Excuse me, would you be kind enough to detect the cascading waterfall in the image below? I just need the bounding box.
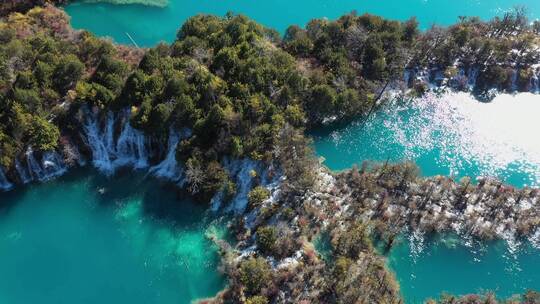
[5,107,278,204]
[41,151,67,179]
[104,112,116,156]
[148,129,189,184]
[210,190,225,212]
[224,159,260,214]
[403,70,412,87]
[24,147,67,182]
[0,167,13,191]
[405,66,540,95]
[210,159,255,213]
[82,108,149,174]
[381,57,540,99]
[244,169,282,228]
[467,67,479,89]
[510,69,518,92]
[114,120,149,169]
[433,70,445,86]
[531,70,540,93]
[15,159,31,184]
[211,158,280,213]
[79,108,278,211]
[415,70,431,89]
[26,147,45,181]
[82,110,114,174]
[457,68,466,79]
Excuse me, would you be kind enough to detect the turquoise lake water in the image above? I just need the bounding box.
[388,234,540,303]
[313,92,540,189]
[0,169,225,304]
[65,0,540,47]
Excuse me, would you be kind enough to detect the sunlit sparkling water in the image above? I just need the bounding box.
[0,170,225,304]
[313,92,540,188]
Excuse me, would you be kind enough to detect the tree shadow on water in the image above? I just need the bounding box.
[0,186,29,216]
[84,166,213,228]
[0,168,91,216]
[140,182,207,226]
[0,166,217,230]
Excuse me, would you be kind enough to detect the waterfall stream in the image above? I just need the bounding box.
[82,111,114,173]
[4,108,278,210]
[24,148,67,182]
[531,69,540,93]
[0,167,13,191]
[15,159,32,184]
[114,121,149,169]
[223,159,259,214]
[406,67,540,93]
[148,130,185,184]
[82,109,149,174]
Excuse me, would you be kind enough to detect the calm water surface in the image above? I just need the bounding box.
[65,0,540,46]
[388,234,540,303]
[0,169,225,304]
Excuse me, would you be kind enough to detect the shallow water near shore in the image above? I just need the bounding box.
[65,0,540,47]
[0,169,225,304]
[388,234,540,303]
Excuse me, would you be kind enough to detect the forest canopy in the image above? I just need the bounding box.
[1,6,539,192]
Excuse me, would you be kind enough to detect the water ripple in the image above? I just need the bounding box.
[316,92,540,188]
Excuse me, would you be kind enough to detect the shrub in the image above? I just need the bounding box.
[256,226,277,255]
[246,296,269,304]
[52,54,84,94]
[239,257,272,296]
[333,223,372,258]
[223,180,237,201]
[27,116,59,151]
[333,256,353,281]
[248,186,270,209]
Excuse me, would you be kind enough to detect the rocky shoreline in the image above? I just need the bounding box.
[207,159,540,303]
[403,66,540,101]
[334,163,540,244]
